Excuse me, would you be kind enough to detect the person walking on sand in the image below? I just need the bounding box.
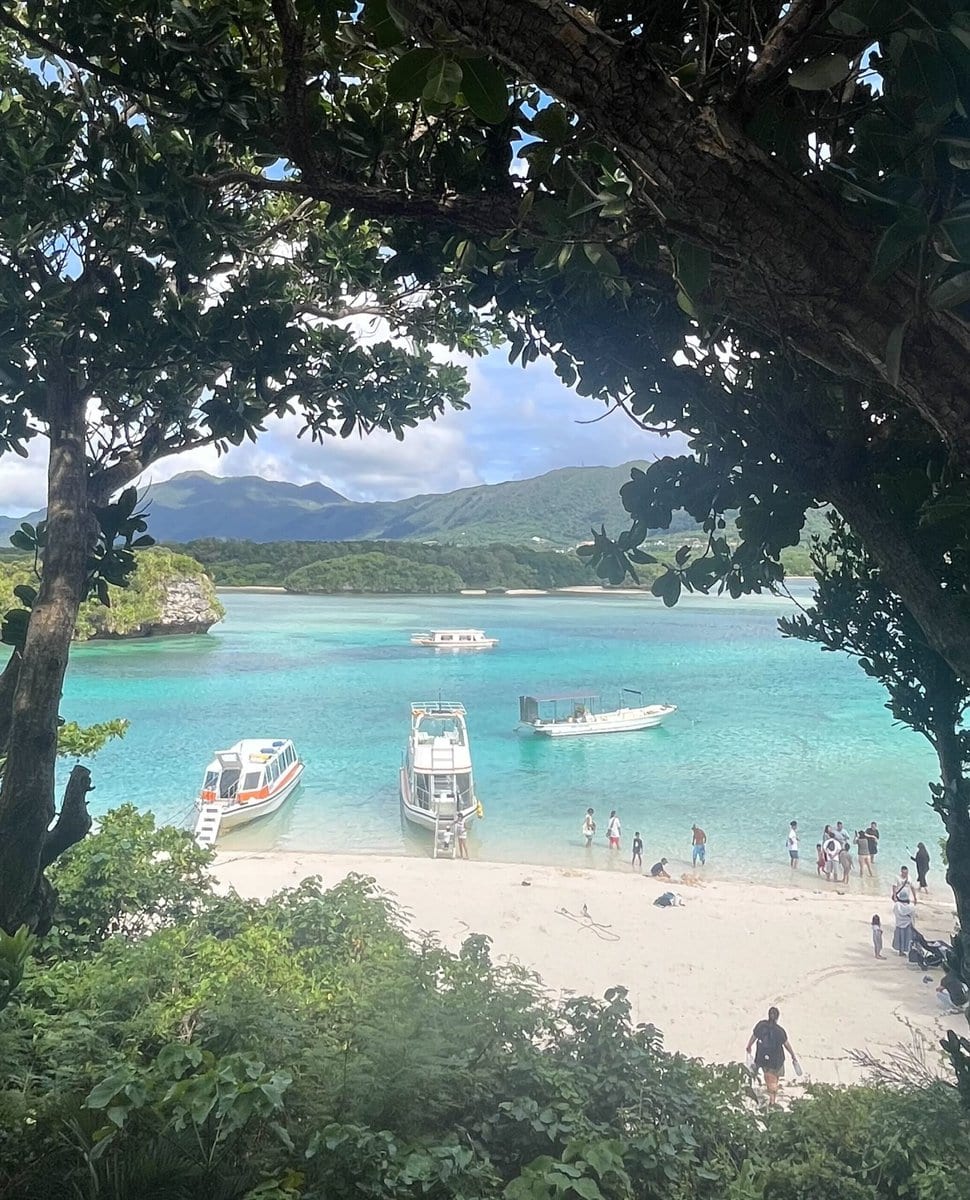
[892,895,916,956]
[746,1007,800,1107]
[786,821,799,870]
[455,812,469,860]
[691,823,707,867]
[911,842,930,891]
[854,830,873,877]
[631,831,643,870]
[871,914,885,959]
[582,808,596,848]
[607,809,621,850]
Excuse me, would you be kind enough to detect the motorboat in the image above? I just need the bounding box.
[399,701,482,856]
[518,690,676,737]
[193,738,304,846]
[410,628,498,649]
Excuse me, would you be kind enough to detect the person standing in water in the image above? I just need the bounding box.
[607,809,622,850]
[786,821,799,870]
[691,823,707,867]
[746,1007,800,1107]
[854,830,873,877]
[911,843,930,891]
[631,831,643,870]
[582,808,596,848]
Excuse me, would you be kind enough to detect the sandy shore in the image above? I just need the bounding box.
[212,852,963,1088]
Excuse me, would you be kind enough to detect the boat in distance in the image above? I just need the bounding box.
[410,628,498,649]
[400,701,482,854]
[194,738,304,846]
[518,690,677,737]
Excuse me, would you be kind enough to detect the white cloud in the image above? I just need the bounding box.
[0,349,687,515]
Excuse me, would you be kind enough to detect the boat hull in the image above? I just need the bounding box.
[410,638,498,649]
[399,766,477,831]
[197,762,305,830]
[528,706,676,737]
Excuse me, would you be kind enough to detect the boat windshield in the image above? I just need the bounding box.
[416,716,465,744]
[203,769,219,790]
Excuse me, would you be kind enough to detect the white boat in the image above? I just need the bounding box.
[410,628,498,649]
[399,701,481,855]
[193,738,304,846]
[518,690,676,738]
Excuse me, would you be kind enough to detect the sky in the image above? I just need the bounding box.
[0,350,684,515]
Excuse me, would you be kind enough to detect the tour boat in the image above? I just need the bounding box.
[410,628,498,649]
[193,738,304,846]
[399,701,482,855]
[518,690,677,738]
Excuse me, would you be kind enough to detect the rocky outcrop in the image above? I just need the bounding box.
[109,577,222,638]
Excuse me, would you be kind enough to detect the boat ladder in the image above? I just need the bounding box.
[194,806,223,848]
[432,805,457,860]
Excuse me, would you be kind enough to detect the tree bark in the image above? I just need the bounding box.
[398,0,970,466]
[0,367,94,933]
[929,725,970,996]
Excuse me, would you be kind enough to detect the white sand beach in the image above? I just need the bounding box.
[212,853,964,1088]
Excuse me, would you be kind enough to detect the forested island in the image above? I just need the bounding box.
[0,548,223,640]
[177,537,814,593]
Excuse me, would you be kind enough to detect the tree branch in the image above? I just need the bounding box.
[39,764,93,869]
[740,0,833,102]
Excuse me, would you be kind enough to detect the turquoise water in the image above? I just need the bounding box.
[60,589,941,882]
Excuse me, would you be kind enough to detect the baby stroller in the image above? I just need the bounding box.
[908,929,952,970]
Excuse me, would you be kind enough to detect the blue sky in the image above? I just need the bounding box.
[0,350,684,514]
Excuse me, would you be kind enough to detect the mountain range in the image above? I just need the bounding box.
[0,462,704,547]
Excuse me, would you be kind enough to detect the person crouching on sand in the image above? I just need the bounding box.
[650,858,670,879]
[746,1007,800,1107]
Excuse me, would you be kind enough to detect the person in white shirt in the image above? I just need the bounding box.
[786,820,799,869]
[582,808,596,847]
[607,809,621,850]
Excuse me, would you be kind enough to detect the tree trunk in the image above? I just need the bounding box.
[0,369,93,933]
[926,726,970,994]
[399,0,970,466]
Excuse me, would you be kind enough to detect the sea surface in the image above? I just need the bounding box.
[60,588,942,884]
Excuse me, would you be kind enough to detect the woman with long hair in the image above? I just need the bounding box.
[746,1007,800,1106]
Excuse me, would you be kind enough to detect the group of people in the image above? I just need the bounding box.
[581,807,707,879]
[785,818,932,892]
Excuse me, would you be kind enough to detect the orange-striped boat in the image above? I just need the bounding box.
[193,738,304,845]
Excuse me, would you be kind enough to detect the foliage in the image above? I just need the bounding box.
[283,551,463,593]
[2,808,969,1199]
[42,805,213,954]
[0,547,223,640]
[182,538,612,590]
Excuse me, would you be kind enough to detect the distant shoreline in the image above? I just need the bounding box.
[216,581,812,597]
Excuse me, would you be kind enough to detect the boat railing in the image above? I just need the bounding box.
[410,701,466,715]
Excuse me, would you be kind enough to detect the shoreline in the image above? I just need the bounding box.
[211,851,961,1089]
[214,584,811,598]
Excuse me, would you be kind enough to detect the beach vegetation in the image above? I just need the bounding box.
[1,808,968,1198]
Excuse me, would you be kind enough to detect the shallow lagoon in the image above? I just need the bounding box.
[62,588,939,881]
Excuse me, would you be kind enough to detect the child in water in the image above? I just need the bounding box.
[631,831,643,870]
[871,914,885,959]
[815,843,825,876]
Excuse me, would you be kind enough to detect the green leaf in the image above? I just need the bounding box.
[385,48,437,102]
[570,1179,603,1200]
[423,56,462,106]
[928,269,970,310]
[651,571,682,607]
[829,0,900,36]
[363,0,404,48]
[937,209,970,262]
[460,58,508,124]
[673,240,710,302]
[788,54,851,91]
[870,209,927,282]
[885,320,909,387]
[897,41,956,114]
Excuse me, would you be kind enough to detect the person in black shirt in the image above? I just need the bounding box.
[650,858,670,879]
[746,1007,799,1106]
[631,832,643,870]
[911,842,930,891]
